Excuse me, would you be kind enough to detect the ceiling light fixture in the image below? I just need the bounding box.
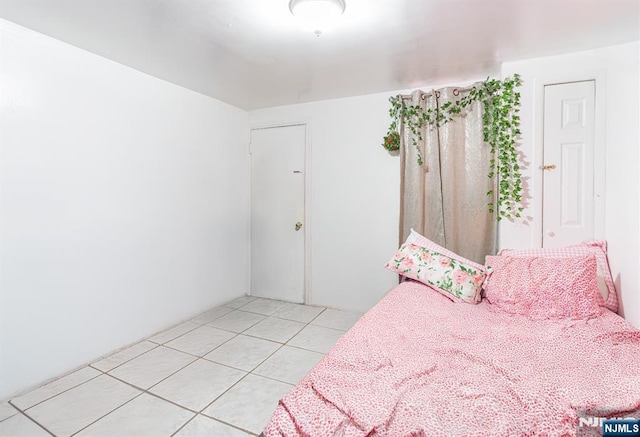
[289,0,346,35]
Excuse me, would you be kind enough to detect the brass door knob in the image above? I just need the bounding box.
[295,222,303,231]
[540,164,557,171]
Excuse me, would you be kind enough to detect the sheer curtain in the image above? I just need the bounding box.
[399,86,497,264]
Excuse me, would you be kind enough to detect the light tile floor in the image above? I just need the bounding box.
[0,297,362,436]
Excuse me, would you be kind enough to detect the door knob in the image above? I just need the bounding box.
[295,222,303,231]
[540,164,557,171]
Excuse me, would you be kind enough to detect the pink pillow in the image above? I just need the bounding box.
[498,241,617,313]
[484,254,602,320]
[385,231,485,304]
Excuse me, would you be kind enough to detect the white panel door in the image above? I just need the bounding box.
[250,125,305,303]
[542,81,595,248]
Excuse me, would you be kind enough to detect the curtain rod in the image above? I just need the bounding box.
[391,84,477,102]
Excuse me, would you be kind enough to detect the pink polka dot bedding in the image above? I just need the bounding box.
[262,281,640,436]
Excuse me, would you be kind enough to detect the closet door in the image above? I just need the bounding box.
[250,125,306,303]
[542,81,595,248]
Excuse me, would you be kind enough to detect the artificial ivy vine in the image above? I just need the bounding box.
[382,74,523,221]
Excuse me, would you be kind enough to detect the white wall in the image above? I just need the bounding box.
[249,93,403,313]
[0,19,250,399]
[500,42,640,328]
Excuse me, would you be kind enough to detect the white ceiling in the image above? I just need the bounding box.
[0,0,638,109]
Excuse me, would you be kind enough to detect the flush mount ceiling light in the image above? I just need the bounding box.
[289,0,346,35]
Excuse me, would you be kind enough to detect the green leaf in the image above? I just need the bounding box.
[382,74,523,221]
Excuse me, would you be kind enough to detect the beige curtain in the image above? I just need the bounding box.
[399,87,497,264]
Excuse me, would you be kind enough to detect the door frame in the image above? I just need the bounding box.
[533,70,606,247]
[248,121,312,305]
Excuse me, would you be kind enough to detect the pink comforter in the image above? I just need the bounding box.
[263,281,640,437]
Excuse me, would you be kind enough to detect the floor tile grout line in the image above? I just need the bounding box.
[247,371,299,387]
[123,363,259,436]
[161,327,239,355]
[148,324,204,344]
[157,330,242,364]
[79,304,285,435]
[266,311,328,324]
[149,316,224,344]
[195,372,260,431]
[101,372,219,419]
[89,339,157,362]
[146,311,243,357]
[0,409,18,424]
[244,342,288,375]
[112,350,200,393]
[195,341,290,426]
[192,317,327,433]
[168,413,198,437]
[149,304,239,343]
[197,368,298,435]
[242,304,327,320]
[271,303,328,321]
[243,310,326,357]
[170,411,259,437]
[136,331,250,392]
[9,372,103,413]
[87,372,258,436]
[209,309,265,319]
[190,307,237,325]
[145,309,229,344]
[197,409,260,436]
[68,388,146,437]
[159,295,273,433]
[4,365,104,408]
[13,407,56,436]
[221,295,258,310]
[297,322,346,335]
[101,358,252,417]
[29,346,296,434]
[158,306,237,334]
[240,328,304,345]
[1,401,20,415]
[198,343,284,412]
[202,321,329,374]
[198,339,282,373]
[203,307,327,349]
[205,315,269,335]
[245,307,334,385]
[150,345,258,377]
[236,309,284,317]
[280,343,335,355]
[143,389,202,415]
[284,321,347,354]
[90,342,161,373]
[107,324,270,376]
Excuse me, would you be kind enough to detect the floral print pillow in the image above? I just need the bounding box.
[385,243,485,303]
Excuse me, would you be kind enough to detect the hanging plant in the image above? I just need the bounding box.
[382,131,400,152]
[382,74,523,221]
[382,100,401,151]
[385,97,426,164]
[481,75,523,220]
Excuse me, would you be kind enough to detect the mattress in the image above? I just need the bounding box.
[263,280,640,436]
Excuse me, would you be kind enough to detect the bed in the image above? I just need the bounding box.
[262,260,640,436]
